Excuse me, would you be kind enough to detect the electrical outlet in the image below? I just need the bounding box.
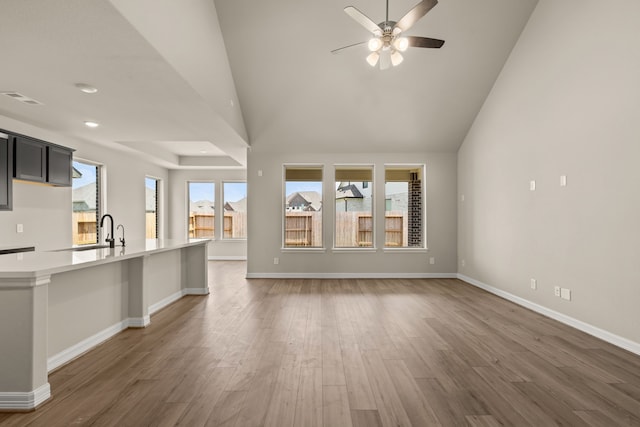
[560,175,567,187]
[429,257,435,265]
[273,257,279,265]
[16,224,24,233]
[554,286,561,297]
[561,288,571,301]
[530,180,536,191]
[461,259,466,267]
[530,279,537,290]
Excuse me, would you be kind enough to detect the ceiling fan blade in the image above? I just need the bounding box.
[406,36,445,48]
[394,0,438,32]
[331,41,368,54]
[379,49,391,70]
[344,6,381,34]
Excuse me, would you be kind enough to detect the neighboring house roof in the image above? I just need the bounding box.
[286,191,322,211]
[72,201,91,212]
[224,197,247,212]
[190,200,215,214]
[72,182,97,211]
[336,184,363,199]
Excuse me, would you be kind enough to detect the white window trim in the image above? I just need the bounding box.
[281,163,325,250]
[332,163,376,250]
[383,163,428,250]
[186,180,216,241]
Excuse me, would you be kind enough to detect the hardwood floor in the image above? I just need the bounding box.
[2,261,640,426]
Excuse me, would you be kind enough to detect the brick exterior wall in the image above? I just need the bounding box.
[408,172,422,247]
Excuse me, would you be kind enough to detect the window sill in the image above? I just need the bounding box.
[383,247,429,253]
[220,238,247,242]
[281,247,326,253]
[331,247,378,253]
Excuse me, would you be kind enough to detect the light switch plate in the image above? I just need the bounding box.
[17,224,24,233]
[561,288,571,301]
[560,175,567,187]
[530,279,537,290]
[530,180,536,191]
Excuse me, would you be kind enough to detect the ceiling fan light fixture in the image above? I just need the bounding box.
[368,37,382,52]
[390,50,404,66]
[393,37,409,52]
[366,51,380,67]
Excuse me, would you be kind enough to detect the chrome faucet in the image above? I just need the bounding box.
[117,224,125,247]
[99,214,115,248]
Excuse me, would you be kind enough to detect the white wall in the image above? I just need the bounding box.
[247,150,457,276]
[0,115,169,250]
[168,168,247,259]
[458,0,640,346]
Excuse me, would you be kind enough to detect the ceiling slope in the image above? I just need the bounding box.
[215,0,539,153]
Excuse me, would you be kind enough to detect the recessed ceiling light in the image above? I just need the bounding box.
[84,121,99,128]
[75,83,98,94]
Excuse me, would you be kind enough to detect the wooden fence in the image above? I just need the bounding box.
[284,212,323,247]
[335,211,407,247]
[189,212,247,239]
[72,212,97,245]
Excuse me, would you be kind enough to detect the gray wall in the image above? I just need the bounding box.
[247,150,457,276]
[458,0,640,344]
[168,168,247,259]
[0,115,169,250]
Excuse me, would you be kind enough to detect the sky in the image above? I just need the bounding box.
[72,161,97,188]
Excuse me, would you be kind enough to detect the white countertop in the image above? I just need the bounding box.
[0,239,209,279]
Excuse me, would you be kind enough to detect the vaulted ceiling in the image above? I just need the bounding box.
[0,0,538,168]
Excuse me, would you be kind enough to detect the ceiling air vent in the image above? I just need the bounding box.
[1,92,44,105]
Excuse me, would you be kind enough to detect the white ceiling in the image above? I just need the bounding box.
[0,0,539,168]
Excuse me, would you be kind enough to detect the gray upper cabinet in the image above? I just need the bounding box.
[0,133,12,211]
[14,136,46,183]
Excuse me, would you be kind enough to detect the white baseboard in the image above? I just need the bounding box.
[457,274,640,356]
[47,319,129,372]
[184,287,210,295]
[208,256,247,261]
[0,383,51,410]
[149,290,185,315]
[128,316,151,328]
[246,272,457,279]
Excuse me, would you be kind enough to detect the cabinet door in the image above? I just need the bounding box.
[47,146,73,186]
[0,134,12,210]
[14,137,46,182]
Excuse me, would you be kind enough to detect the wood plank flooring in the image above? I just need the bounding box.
[2,261,640,426]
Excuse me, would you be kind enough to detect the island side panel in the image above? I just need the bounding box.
[182,242,209,295]
[47,262,129,361]
[146,250,183,314]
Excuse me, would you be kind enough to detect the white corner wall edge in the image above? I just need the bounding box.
[0,383,51,410]
[457,274,640,356]
[246,272,457,279]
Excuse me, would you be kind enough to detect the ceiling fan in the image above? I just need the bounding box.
[332,0,444,70]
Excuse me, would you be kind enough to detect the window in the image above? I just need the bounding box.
[72,160,101,245]
[385,166,425,248]
[188,182,215,238]
[335,166,373,248]
[145,177,159,239]
[284,166,323,248]
[223,182,247,239]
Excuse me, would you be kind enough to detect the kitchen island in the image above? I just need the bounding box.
[0,239,209,411]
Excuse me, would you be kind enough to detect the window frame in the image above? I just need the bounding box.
[383,163,428,252]
[145,176,161,239]
[71,158,104,247]
[282,164,325,252]
[332,164,376,252]
[222,180,248,241]
[187,181,216,240]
